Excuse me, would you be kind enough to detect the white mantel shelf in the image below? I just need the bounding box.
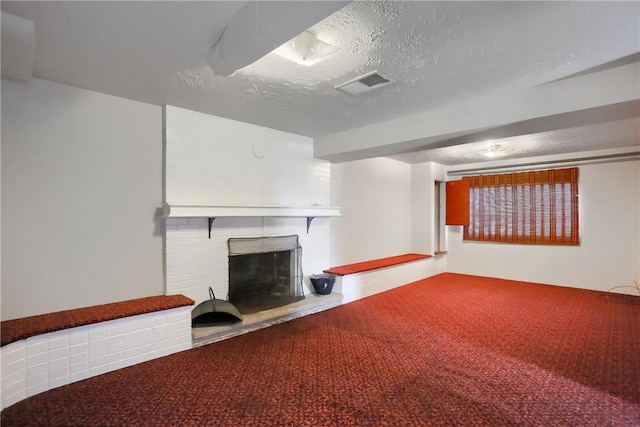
[162,204,341,218]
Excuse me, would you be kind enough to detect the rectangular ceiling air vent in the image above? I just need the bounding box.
[336,71,394,96]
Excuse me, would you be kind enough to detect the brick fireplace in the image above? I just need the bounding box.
[164,215,333,320]
[163,106,338,334]
[227,235,305,314]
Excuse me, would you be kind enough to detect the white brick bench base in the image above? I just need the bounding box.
[1,306,191,410]
[333,257,443,304]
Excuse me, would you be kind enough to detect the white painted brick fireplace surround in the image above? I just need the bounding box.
[163,105,335,309]
[165,216,332,307]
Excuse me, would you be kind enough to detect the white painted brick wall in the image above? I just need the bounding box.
[335,257,442,304]
[165,216,332,305]
[0,306,191,410]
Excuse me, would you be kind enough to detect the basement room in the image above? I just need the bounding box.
[1,1,639,425]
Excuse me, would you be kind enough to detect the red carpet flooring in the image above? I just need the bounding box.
[2,273,639,426]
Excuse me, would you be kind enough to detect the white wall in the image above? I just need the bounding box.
[165,105,330,207]
[1,78,164,320]
[411,162,447,255]
[446,159,640,293]
[410,163,431,255]
[330,157,412,265]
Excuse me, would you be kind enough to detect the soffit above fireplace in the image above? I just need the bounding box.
[162,204,341,218]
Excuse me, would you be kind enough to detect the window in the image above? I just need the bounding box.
[463,168,579,245]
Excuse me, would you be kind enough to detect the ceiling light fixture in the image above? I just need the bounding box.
[480,143,511,158]
[207,2,348,76]
[272,31,339,66]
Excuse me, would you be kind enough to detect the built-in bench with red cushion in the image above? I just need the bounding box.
[323,253,431,276]
[322,253,436,305]
[1,295,194,347]
[1,294,195,410]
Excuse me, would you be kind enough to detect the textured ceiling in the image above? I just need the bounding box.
[1,1,639,164]
[390,117,640,165]
[239,0,639,137]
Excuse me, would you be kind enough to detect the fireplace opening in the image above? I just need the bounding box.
[228,235,305,314]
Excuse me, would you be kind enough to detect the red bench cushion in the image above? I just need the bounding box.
[1,295,194,347]
[323,253,431,276]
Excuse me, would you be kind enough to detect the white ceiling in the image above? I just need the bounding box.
[2,1,639,165]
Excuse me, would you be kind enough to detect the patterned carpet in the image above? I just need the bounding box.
[2,273,639,426]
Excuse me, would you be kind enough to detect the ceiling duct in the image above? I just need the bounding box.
[336,71,394,96]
